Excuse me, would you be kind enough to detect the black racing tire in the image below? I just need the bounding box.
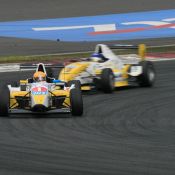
[0,84,10,116]
[67,80,81,90]
[138,61,156,87]
[70,88,83,116]
[100,68,115,93]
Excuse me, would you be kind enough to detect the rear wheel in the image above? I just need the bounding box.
[100,68,115,93]
[70,88,83,116]
[0,84,9,116]
[138,61,156,87]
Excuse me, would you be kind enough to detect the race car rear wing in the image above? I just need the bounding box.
[20,63,64,70]
[109,44,138,49]
[20,63,65,76]
[109,44,146,60]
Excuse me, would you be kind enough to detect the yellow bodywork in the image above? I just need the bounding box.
[138,44,146,61]
[59,62,132,88]
[81,86,92,91]
[10,88,70,109]
[32,94,47,105]
[20,80,28,84]
[10,91,29,108]
[51,89,70,107]
[96,64,131,87]
[59,62,90,82]
[114,64,130,87]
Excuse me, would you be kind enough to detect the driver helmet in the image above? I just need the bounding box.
[33,71,46,82]
[90,53,104,62]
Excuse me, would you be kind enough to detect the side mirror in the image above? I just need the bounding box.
[52,79,62,83]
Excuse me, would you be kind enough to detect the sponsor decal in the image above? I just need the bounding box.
[32,86,48,95]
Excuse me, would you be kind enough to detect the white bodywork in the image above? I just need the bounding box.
[30,83,50,108]
[68,44,142,85]
[9,82,67,109]
[94,44,124,69]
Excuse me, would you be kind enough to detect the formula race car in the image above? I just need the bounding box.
[0,63,83,116]
[59,44,156,93]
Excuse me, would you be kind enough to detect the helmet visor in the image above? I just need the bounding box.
[34,75,46,82]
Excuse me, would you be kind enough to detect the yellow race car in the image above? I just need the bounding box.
[59,44,156,93]
[0,63,83,116]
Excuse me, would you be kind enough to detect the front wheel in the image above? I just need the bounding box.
[138,61,156,87]
[0,84,10,116]
[70,88,83,116]
[100,68,115,93]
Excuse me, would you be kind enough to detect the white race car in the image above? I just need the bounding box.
[59,44,156,93]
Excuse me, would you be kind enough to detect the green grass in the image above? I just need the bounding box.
[0,45,174,63]
[0,53,91,63]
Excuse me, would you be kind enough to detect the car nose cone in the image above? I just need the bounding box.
[31,104,47,112]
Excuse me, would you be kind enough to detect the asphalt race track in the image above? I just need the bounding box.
[0,0,174,56]
[0,61,175,175]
